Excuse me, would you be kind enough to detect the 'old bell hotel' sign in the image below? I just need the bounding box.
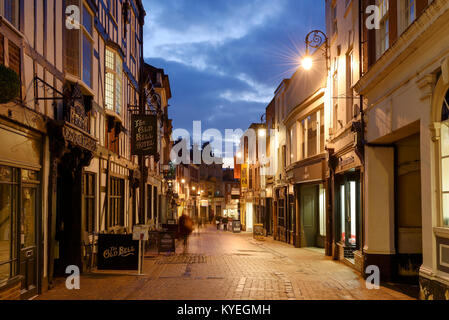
[131,114,157,156]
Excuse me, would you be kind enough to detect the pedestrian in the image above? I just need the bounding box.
[179,213,193,252]
[222,217,228,231]
[215,216,221,230]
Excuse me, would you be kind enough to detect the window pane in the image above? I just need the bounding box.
[105,72,114,110]
[21,188,36,248]
[349,181,356,245]
[340,185,345,242]
[319,185,326,237]
[0,166,13,182]
[83,6,93,35]
[106,49,115,70]
[307,113,317,157]
[0,185,12,268]
[66,29,80,77]
[442,157,449,193]
[320,110,325,153]
[443,193,449,227]
[4,0,19,28]
[83,35,92,87]
[442,121,449,157]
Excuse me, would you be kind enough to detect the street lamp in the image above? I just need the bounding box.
[181,179,185,184]
[301,56,313,70]
[303,30,329,72]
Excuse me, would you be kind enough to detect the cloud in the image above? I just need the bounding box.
[141,0,325,142]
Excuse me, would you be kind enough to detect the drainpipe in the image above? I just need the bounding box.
[358,0,366,267]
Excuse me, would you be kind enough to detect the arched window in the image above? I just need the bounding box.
[441,90,449,226]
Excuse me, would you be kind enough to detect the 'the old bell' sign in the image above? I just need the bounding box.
[131,114,157,156]
[97,234,139,270]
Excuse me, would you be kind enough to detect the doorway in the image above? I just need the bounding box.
[337,171,361,260]
[300,185,319,247]
[54,156,83,278]
[0,166,41,299]
[395,134,422,281]
[19,181,39,299]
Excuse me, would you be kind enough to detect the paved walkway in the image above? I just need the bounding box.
[37,225,416,300]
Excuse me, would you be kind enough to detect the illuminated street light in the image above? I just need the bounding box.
[304,30,329,72]
[302,56,313,70]
[237,152,242,159]
[192,186,196,191]
[181,179,186,184]
[258,129,266,137]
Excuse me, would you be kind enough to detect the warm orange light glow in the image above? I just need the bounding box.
[302,56,313,70]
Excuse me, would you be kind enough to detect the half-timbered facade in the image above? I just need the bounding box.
[0,0,172,300]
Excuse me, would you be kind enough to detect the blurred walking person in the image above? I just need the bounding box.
[179,213,193,253]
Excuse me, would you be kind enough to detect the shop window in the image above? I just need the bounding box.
[319,184,326,237]
[147,185,153,222]
[153,187,158,221]
[0,166,18,284]
[108,177,124,228]
[441,92,449,227]
[105,48,123,115]
[83,172,96,234]
[65,1,93,88]
[0,0,19,29]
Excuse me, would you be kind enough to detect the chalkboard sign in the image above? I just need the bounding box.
[97,234,139,270]
[232,220,241,233]
[131,114,157,156]
[253,224,264,240]
[158,232,176,253]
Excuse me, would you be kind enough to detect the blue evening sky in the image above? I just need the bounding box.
[142,0,325,166]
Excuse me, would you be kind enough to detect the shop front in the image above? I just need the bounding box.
[275,186,289,243]
[332,151,362,268]
[288,155,326,249]
[0,118,43,299]
[47,84,97,279]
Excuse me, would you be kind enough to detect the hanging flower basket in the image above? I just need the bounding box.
[0,64,20,104]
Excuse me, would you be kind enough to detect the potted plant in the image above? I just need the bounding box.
[0,65,20,104]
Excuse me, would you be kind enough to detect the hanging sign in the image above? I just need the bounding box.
[97,234,139,270]
[131,114,157,156]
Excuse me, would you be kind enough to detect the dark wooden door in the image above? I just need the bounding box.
[19,186,38,299]
[301,185,318,247]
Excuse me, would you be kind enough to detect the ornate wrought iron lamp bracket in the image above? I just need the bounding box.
[305,30,330,71]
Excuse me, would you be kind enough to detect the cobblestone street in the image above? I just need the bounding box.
[37,226,416,300]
